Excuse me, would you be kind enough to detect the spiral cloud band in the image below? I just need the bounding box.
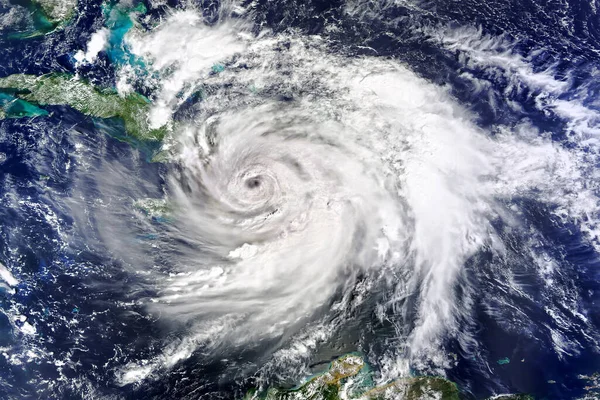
[159,105,408,339]
[82,10,598,385]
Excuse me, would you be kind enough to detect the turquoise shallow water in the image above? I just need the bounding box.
[6,0,59,38]
[0,92,48,117]
[103,2,149,73]
[0,0,599,399]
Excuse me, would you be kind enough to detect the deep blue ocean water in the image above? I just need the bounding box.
[1,0,600,399]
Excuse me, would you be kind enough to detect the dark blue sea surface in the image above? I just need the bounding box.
[1,0,600,399]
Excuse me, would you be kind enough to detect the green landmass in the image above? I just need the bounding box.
[134,198,172,222]
[362,375,460,400]
[7,0,76,38]
[244,354,532,400]
[35,0,77,23]
[0,73,167,142]
[244,354,367,400]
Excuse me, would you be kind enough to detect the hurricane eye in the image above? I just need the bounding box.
[246,177,262,189]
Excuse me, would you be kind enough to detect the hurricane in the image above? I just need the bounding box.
[160,104,407,331]
[1,0,600,399]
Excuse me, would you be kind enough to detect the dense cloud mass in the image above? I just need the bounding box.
[1,0,600,398]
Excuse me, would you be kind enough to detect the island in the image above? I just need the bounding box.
[7,0,77,38]
[0,73,166,142]
[243,354,533,400]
